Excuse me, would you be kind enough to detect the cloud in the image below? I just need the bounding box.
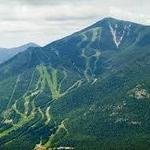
[0,0,149,47]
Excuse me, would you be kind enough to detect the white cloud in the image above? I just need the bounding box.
[0,0,149,47]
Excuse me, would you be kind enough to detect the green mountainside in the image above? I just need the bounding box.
[0,17,150,150]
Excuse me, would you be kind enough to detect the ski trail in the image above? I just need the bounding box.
[72,62,83,75]
[59,70,67,89]
[44,119,69,148]
[24,97,30,115]
[91,78,98,85]
[91,28,99,42]
[23,76,44,116]
[6,75,20,109]
[92,50,101,77]
[14,70,36,116]
[37,65,82,100]
[12,101,24,117]
[1,62,84,139]
[2,64,83,138]
[79,28,101,82]
[31,100,36,114]
[38,65,62,100]
[34,138,44,150]
[45,106,51,125]
[0,68,46,138]
[81,48,91,82]
[77,33,88,47]
[26,69,35,92]
[38,107,45,120]
[59,119,69,134]
[108,23,125,48]
[63,80,82,95]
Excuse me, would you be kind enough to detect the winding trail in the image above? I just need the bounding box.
[6,75,21,110]
[1,63,84,147]
[38,107,45,120]
[44,119,69,148]
[63,80,82,95]
[45,106,51,125]
[37,65,82,100]
[59,70,68,89]
[0,28,102,146]
[78,27,101,82]
[0,69,45,138]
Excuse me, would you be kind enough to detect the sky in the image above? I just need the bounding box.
[0,0,150,48]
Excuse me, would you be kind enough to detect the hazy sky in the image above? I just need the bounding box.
[0,0,150,48]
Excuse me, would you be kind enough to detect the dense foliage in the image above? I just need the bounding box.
[0,18,150,150]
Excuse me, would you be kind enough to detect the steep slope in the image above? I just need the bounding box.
[0,18,150,150]
[0,43,40,64]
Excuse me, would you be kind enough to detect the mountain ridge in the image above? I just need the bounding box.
[0,17,150,150]
[0,42,40,64]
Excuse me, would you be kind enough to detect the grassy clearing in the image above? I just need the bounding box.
[37,65,82,100]
[37,65,62,100]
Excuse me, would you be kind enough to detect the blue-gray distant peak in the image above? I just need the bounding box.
[0,42,40,64]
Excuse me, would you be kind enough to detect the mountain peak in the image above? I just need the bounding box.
[96,17,144,27]
[0,42,40,64]
[18,42,40,49]
[95,17,129,26]
[101,17,118,22]
[0,15,150,150]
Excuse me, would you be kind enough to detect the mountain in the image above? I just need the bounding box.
[0,17,150,150]
[0,43,40,64]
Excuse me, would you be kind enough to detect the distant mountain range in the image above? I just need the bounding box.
[0,43,40,64]
[0,17,150,150]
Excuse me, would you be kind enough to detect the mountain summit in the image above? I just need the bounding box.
[0,42,40,64]
[0,18,150,150]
